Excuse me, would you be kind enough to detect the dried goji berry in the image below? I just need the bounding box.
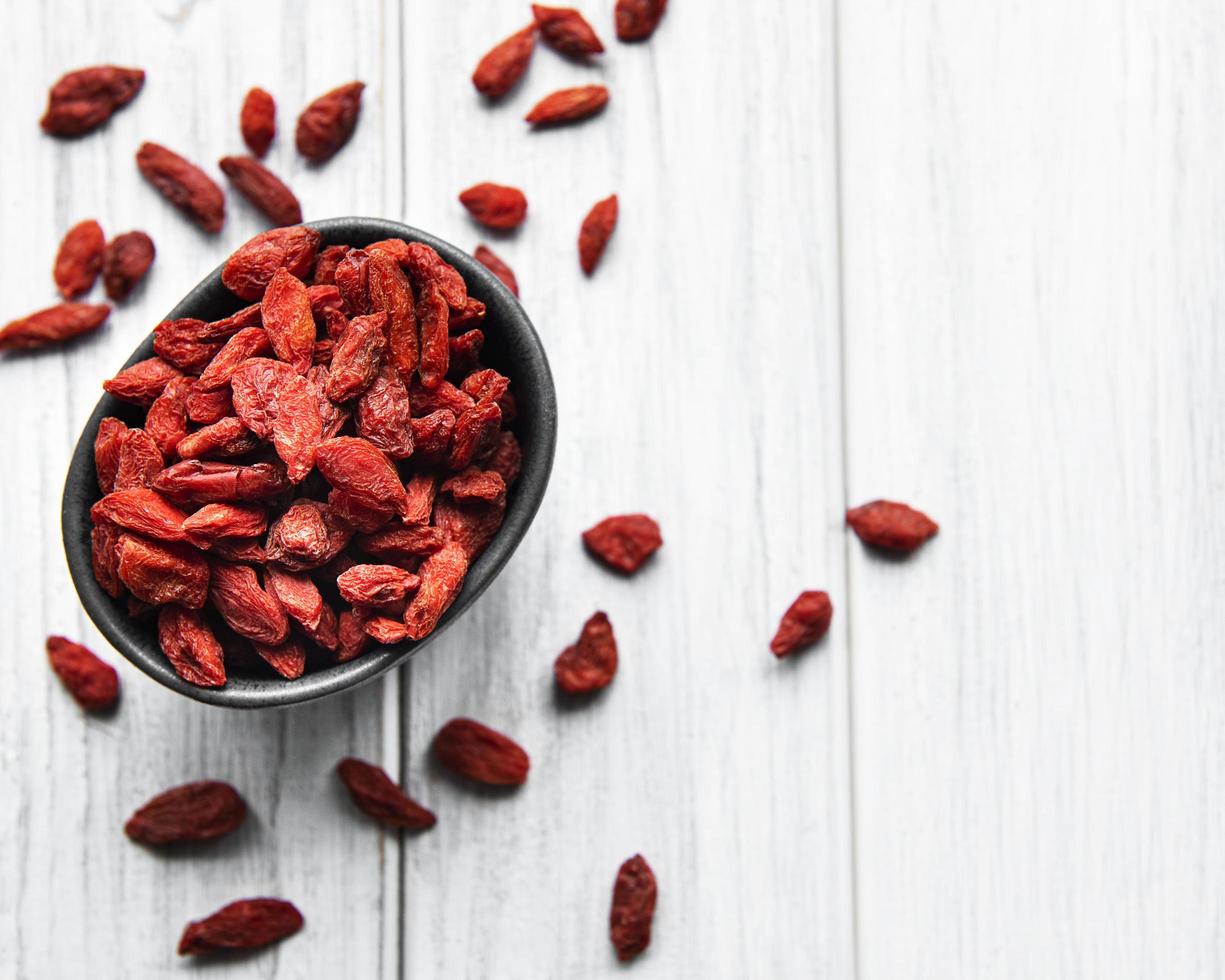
[770,590,833,658]
[337,757,436,830]
[367,252,418,379]
[0,302,110,352]
[240,86,277,157]
[449,296,487,330]
[355,364,415,459]
[175,417,260,461]
[196,327,272,391]
[482,431,523,486]
[145,377,192,457]
[125,781,247,844]
[312,245,349,286]
[102,356,182,406]
[441,467,506,503]
[434,477,507,561]
[265,566,324,631]
[326,311,387,402]
[261,267,316,375]
[305,601,340,652]
[153,318,224,373]
[335,247,372,315]
[846,500,939,553]
[448,329,485,379]
[101,230,155,301]
[117,535,210,608]
[416,283,450,390]
[472,24,537,98]
[315,437,410,519]
[459,183,528,230]
[113,428,164,490]
[183,503,268,548]
[532,5,605,57]
[525,85,609,126]
[40,65,144,137]
[135,142,225,233]
[221,226,322,301]
[308,364,351,438]
[432,717,529,786]
[554,611,617,694]
[46,636,119,712]
[209,560,289,645]
[579,194,618,274]
[337,564,420,606]
[252,635,306,679]
[152,459,290,504]
[329,489,395,533]
[337,608,372,662]
[94,417,128,493]
[296,81,364,162]
[474,244,519,296]
[404,540,470,640]
[210,537,267,564]
[178,898,303,956]
[410,411,456,461]
[356,523,446,563]
[91,487,189,541]
[158,605,227,687]
[91,522,124,598]
[447,399,502,471]
[582,514,662,574]
[265,499,350,570]
[410,378,473,417]
[398,241,468,308]
[54,219,105,298]
[359,610,410,644]
[610,854,657,961]
[219,155,303,227]
[186,385,234,424]
[615,0,668,41]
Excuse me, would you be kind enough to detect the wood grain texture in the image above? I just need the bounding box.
[0,1,402,976]
[838,1,1225,976]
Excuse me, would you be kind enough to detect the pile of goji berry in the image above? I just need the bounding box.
[22,0,943,965]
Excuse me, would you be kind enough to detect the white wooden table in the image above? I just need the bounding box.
[2,0,1222,976]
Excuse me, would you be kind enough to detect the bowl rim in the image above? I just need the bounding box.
[61,217,557,709]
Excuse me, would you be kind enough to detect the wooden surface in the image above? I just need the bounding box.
[0,0,1219,976]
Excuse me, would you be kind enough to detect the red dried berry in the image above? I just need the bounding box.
[54,219,105,298]
[459,183,528,230]
[158,605,227,687]
[183,503,268,548]
[337,757,436,830]
[117,535,210,608]
[135,142,225,233]
[91,522,124,598]
[770,590,833,658]
[356,523,446,563]
[337,608,372,662]
[175,417,260,461]
[846,500,939,553]
[46,636,119,712]
[337,564,420,606]
[0,302,110,353]
[94,418,128,493]
[554,611,618,694]
[432,717,530,786]
[152,459,290,505]
[253,635,306,679]
[196,327,272,391]
[113,428,164,490]
[153,318,223,373]
[610,854,657,961]
[91,487,189,541]
[525,85,609,126]
[240,86,277,157]
[221,225,322,301]
[579,194,618,274]
[145,378,192,457]
[265,566,324,631]
[326,311,387,402]
[472,24,537,98]
[532,5,605,57]
[101,231,155,301]
[582,513,662,574]
[103,357,182,405]
[615,0,668,41]
[178,898,303,956]
[313,244,349,285]
[404,540,470,640]
[40,65,145,137]
[219,156,302,227]
[209,560,289,645]
[367,252,418,379]
[315,437,410,519]
[296,81,364,162]
[417,283,450,390]
[261,267,317,375]
[474,244,519,296]
[355,364,415,459]
[124,781,247,844]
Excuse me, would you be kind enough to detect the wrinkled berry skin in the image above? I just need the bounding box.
[846,499,939,553]
[124,781,247,844]
[46,636,120,711]
[432,717,530,786]
[41,65,145,137]
[770,590,833,658]
[296,82,364,162]
[178,898,303,956]
[582,513,662,574]
[337,757,436,830]
[472,25,537,98]
[610,854,657,961]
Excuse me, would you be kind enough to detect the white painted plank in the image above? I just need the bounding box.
[397,0,854,976]
[0,1,402,976]
[839,1,1225,976]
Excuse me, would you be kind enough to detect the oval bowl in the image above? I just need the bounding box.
[62,217,557,708]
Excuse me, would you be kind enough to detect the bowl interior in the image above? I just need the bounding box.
[62,218,557,708]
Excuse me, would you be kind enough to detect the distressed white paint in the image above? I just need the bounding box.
[4,0,1224,976]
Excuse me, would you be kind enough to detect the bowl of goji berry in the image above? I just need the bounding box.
[62,217,557,708]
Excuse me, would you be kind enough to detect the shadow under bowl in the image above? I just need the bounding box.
[61,217,557,709]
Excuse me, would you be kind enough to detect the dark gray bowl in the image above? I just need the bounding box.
[62,217,557,709]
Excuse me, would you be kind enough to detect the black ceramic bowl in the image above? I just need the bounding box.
[62,218,557,709]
